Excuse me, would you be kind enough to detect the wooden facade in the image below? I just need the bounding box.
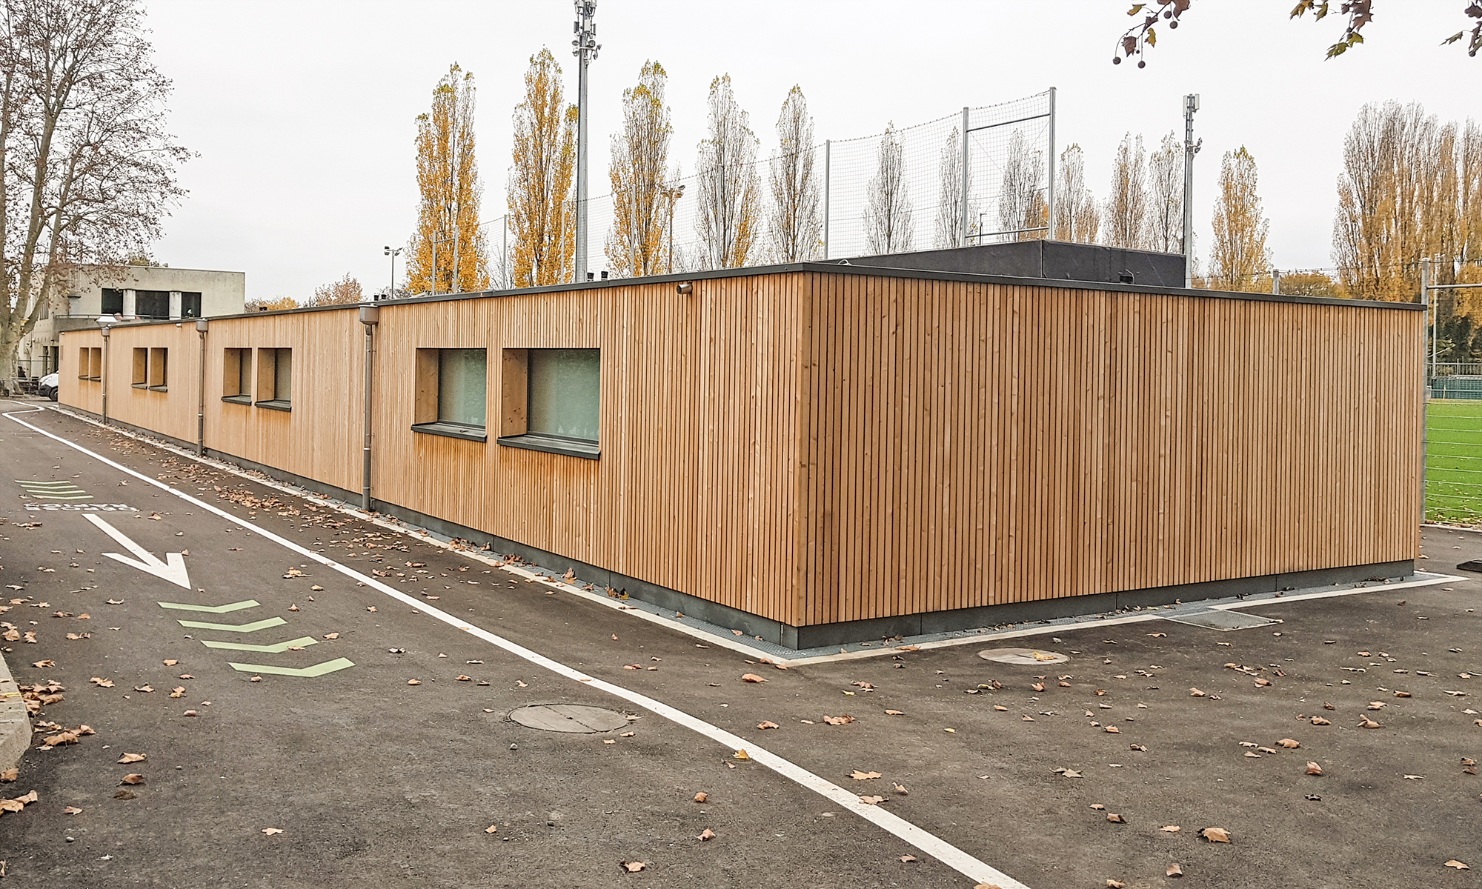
[59,267,1423,644]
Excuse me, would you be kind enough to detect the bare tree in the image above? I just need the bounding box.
[865,124,914,254]
[997,130,1046,242]
[1146,132,1184,253]
[767,85,822,262]
[1103,133,1150,249]
[0,0,189,392]
[1053,143,1099,243]
[934,127,971,249]
[695,75,760,270]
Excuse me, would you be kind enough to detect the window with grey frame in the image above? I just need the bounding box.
[412,348,488,441]
[497,348,600,459]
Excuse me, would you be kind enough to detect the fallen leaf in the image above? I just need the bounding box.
[88,677,114,688]
[693,792,708,804]
[1106,813,1125,824]
[1310,716,1331,726]
[756,721,779,730]
[1278,738,1301,749]
[407,679,421,686]
[133,685,153,694]
[162,659,178,667]
[1189,687,1206,697]
[183,709,198,717]
[850,770,882,781]
[740,673,767,684]
[1104,725,1121,734]
[858,795,885,805]
[697,828,715,841]
[168,687,186,699]
[1167,863,1184,877]
[1161,825,1181,833]
[893,782,909,795]
[1445,860,1470,870]
[1306,761,1324,776]
[732,749,750,761]
[621,861,647,873]
[323,633,339,640]
[822,715,855,726]
[63,805,82,815]
[456,675,471,682]
[117,753,146,764]
[1201,827,1231,843]
[1368,701,1386,711]
[119,774,145,786]
[1107,881,1126,889]
[0,769,15,783]
[30,660,54,668]
[484,824,498,834]
[1359,717,1383,729]
[261,827,283,835]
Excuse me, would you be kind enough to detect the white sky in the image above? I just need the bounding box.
[142,0,1478,300]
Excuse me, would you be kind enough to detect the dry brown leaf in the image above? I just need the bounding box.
[30,660,54,668]
[1189,687,1206,697]
[1167,863,1184,877]
[89,677,113,688]
[117,753,146,764]
[168,687,186,699]
[621,861,647,873]
[0,799,24,813]
[1104,725,1121,734]
[993,705,1009,712]
[0,769,16,783]
[1368,701,1386,711]
[732,749,750,761]
[850,770,882,781]
[899,854,918,863]
[1359,717,1383,729]
[1278,738,1301,749]
[693,792,708,804]
[1161,825,1181,833]
[822,714,855,726]
[484,824,498,834]
[697,828,715,841]
[884,709,904,716]
[261,827,283,835]
[1201,827,1231,843]
[756,721,779,730]
[1107,881,1126,889]
[183,709,198,717]
[1031,682,1046,692]
[456,675,471,682]
[407,679,421,686]
[323,633,339,640]
[63,805,82,815]
[893,782,909,795]
[1305,761,1325,776]
[162,659,178,666]
[1106,813,1125,823]
[120,774,145,786]
[740,673,767,684]
[1310,716,1331,726]
[858,795,885,805]
[133,685,153,693]
[1445,860,1470,870]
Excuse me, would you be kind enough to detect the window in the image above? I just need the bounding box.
[412,348,487,441]
[79,347,102,381]
[181,292,203,318]
[497,348,600,459]
[222,348,252,404]
[135,290,169,319]
[101,289,123,315]
[255,348,291,410]
[148,348,167,390]
[131,348,167,390]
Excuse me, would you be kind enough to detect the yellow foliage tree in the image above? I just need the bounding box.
[1209,147,1271,292]
[695,75,760,269]
[509,48,577,287]
[604,61,672,279]
[310,273,363,306]
[407,64,489,296]
[245,297,299,312]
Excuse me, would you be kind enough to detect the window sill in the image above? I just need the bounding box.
[131,383,146,389]
[255,399,292,412]
[221,395,252,406]
[496,433,600,460]
[147,386,168,392]
[412,422,488,443]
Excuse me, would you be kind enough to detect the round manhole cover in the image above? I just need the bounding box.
[978,647,1069,665]
[508,703,630,734]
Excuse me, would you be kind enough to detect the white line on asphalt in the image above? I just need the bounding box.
[3,404,1032,889]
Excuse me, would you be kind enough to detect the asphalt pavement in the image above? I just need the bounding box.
[0,401,1479,889]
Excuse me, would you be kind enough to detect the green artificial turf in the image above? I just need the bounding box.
[1426,399,1482,523]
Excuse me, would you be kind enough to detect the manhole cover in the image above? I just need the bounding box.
[508,703,629,733]
[978,647,1069,665]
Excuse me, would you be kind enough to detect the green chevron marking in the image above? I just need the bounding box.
[17,480,84,489]
[159,599,260,615]
[30,493,92,500]
[201,636,318,654]
[175,616,287,633]
[226,657,354,678]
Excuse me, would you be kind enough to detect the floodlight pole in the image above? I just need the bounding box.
[1182,94,1201,288]
[573,0,599,284]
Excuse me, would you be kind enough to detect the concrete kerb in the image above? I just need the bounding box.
[0,652,30,771]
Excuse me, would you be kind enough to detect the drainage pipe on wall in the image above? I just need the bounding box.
[358,304,380,511]
[195,318,208,455]
[99,324,110,425]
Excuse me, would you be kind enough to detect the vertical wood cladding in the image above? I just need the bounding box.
[58,271,1421,629]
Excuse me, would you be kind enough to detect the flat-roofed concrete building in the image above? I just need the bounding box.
[19,265,245,380]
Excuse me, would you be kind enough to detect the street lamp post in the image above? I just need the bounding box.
[665,184,685,274]
[383,246,403,300]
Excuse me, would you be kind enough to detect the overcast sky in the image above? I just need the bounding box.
[142,0,1477,301]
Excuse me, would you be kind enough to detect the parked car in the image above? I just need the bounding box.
[37,372,58,401]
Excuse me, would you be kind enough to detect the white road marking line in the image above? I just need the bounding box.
[83,513,192,589]
[3,405,1032,889]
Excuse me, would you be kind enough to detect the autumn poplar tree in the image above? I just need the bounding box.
[310,273,363,306]
[0,0,189,393]
[934,127,970,249]
[1146,132,1184,253]
[1209,147,1271,291]
[1103,134,1150,249]
[604,61,671,278]
[997,130,1045,242]
[767,86,822,262]
[695,75,760,269]
[407,64,489,295]
[1053,144,1099,244]
[509,48,577,287]
[865,124,914,254]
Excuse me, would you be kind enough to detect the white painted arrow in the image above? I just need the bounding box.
[84,514,191,590]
